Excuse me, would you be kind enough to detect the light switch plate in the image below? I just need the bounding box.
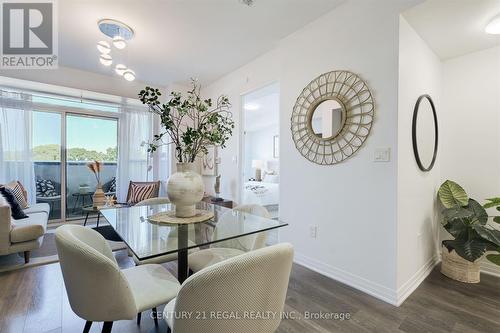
[374,147,391,162]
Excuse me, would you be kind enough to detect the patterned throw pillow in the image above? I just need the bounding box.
[0,187,28,219]
[36,179,58,197]
[5,181,29,209]
[127,183,158,205]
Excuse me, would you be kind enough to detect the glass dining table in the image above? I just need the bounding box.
[100,202,288,283]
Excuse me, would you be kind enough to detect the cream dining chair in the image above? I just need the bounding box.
[55,225,181,333]
[188,204,271,272]
[134,196,170,206]
[164,243,293,333]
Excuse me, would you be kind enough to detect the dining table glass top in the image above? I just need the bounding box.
[100,201,287,260]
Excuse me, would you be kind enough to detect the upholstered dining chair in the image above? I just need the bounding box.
[164,243,293,333]
[135,196,170,206]
[188,204,271,273]
[55,225,181,333]
[126,180,160,205]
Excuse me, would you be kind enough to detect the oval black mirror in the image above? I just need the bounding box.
[412,94,438,172]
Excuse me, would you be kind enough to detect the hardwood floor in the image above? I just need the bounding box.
[0,250,499,333]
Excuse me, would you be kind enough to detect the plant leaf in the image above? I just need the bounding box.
[486,254,500,266]
[467,199,488,225]
[493,216,500,224]
[483,197,500,208]
[438,180,469,208]
[442,207,473,225]
[443,218,469,238]
[449,236,488,262]
[473,225,500,247]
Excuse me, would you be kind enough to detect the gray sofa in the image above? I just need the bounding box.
[0,202,49,263]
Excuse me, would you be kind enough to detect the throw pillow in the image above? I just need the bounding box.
[127,183,158,205]
[36,179,58,197]
[5,181,29,209]
[0,187,28,220]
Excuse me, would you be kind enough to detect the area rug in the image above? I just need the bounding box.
[0,224,128,273]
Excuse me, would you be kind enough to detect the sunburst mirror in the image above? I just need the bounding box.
[291,70,374,165]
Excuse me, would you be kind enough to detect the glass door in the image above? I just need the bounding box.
[65,114,118,219]
[33,111,62,220]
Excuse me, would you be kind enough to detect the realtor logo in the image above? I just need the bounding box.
[1,0,58,68]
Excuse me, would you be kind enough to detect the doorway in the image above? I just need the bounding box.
[240,82,280,219]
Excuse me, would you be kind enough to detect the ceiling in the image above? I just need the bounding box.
[403,0,500,60]
[59,0,343,87]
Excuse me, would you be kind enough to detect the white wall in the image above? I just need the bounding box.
[441,46,500,277]
[442,47,500,205]
[203,0,422,304]
[397,17,443,304]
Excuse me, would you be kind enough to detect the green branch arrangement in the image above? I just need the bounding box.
[139,79,234,163]
[438,180,500,265]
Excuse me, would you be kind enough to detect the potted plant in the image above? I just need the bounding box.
[438,180,500,282]
[79,183,90,194]
[139,79,233,217]
[87,160,105,208]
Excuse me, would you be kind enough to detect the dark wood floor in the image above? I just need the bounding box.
[0,250,499,333]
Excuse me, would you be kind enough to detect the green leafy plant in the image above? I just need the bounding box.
[438,180,500,265]
[139,79,234,163]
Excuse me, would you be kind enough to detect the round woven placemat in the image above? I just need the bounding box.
[148,209,214,225]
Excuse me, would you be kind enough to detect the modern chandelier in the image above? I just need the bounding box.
[96,19,136,81]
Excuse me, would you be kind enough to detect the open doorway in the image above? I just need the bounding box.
[240,82,280,219]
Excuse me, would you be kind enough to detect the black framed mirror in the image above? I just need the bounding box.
[412,94,438,172]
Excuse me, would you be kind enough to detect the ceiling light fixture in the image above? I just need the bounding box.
[244,103,260,111]
[97,19,136,81]
[240,0,255,6]
[96,41,110,54]
[485,15,500,34]
[123,69,136,82]
[115,64,127,76]
[112,35,127,49]
[99,53,112,66]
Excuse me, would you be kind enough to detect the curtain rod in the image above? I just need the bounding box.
[0,85,142,108]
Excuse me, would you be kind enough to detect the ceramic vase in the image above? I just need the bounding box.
[167,162,204,217]
[92,183,106,208]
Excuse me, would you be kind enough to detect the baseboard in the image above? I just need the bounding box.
[481,260,500,278]
[396,255,439,306]
[293,252,399,306]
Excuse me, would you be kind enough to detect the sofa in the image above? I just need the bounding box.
[0,202,49,263]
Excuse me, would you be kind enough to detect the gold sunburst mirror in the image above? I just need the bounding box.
[291,70,374,165]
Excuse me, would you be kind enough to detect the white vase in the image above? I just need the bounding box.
[167,162,204,217]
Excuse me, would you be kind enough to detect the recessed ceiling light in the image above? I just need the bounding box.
[123,69,136,81]
[244,103,260,111]
[115,64,127,76]
[97,41,110,54]
[99,53,112,66]
[113,35,127,49]
[485,15,500,34]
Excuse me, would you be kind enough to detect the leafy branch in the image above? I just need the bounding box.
[139,79,234,163]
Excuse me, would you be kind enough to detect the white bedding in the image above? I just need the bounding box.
[242,181,279,206]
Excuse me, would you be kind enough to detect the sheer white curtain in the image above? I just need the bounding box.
[116,107,171,201]
[116,107,152,202]
[0,91,36,203]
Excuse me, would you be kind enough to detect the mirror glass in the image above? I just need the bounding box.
[415,98,436,168]
[311,99,345,139]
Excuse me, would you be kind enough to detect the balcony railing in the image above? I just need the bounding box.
[34,161,117,220]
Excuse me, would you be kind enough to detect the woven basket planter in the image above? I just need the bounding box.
[441,245,480,283]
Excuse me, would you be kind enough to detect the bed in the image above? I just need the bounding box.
[242,173,279,207]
